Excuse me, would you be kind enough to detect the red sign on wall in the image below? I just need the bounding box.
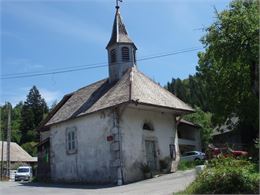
[107,135,113,142]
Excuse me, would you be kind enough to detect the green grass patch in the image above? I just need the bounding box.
[178,159,204,171]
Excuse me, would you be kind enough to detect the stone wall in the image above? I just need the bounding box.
[49,110,115,183]
[120,106,178,183]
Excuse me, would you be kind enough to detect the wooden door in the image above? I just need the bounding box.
[145,140,157,170]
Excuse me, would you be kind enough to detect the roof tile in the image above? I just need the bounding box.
[45,67,193,126]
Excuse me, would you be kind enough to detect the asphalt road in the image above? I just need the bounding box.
[0,169,196,195]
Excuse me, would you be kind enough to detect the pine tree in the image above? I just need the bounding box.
[0,102,12,141]
[20,86,48,144]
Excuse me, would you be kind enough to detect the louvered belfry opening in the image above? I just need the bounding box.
[122,47,130,62]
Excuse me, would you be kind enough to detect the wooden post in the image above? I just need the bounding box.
[0,123,4,180]
[6,103,11,178]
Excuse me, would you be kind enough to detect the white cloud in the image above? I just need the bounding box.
[0,87,62,107]
[38,88,62,106]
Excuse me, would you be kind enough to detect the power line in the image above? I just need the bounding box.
[1,64,107,79]
[1,47,202,80]
[3,47,201,78]
[138,47,201,61]
[1,61,108,77]
[1,47,201,78]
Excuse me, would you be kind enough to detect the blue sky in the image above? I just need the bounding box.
[1,0,231,107]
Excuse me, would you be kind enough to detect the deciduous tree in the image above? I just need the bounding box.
[197,0,259,142]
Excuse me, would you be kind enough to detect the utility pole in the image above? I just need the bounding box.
[0,116,4,180]
[6,103,11,179]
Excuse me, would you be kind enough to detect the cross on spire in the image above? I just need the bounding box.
[116,0,123,9]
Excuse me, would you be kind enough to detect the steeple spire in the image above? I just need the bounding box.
[106,3,137,83]
[106,6,136,49]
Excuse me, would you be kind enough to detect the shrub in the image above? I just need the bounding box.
[178,160,204,171]
[178,161,195,171]
[181,156,260,194]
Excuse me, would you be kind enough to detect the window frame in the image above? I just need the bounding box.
[66,127,77,154]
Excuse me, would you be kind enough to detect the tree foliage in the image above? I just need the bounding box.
[196,0,259,141]
[166,0,259,148]
[166,78,213,149]
[166,75,209,111]
[0,102,23,143]
[20,86,48,144]
[21,141,38,157]
[0,103,12,141]
[1,86,49,156]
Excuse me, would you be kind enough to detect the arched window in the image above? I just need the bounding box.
[121,47,130,62]
[110,49,116,63]
[143,122,154,131]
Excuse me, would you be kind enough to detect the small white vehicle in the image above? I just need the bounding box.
[180,151,205,161]
[14,166,33,181]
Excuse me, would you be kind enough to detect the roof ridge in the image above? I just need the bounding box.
[75,78,108,92]
[129,67,134,101]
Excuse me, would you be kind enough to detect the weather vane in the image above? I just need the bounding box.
[116,0,123,9]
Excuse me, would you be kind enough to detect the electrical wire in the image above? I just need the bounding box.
[1,47,202,80]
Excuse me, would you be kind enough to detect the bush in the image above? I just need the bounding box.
[178,159,204,171]
[181,156,260,194]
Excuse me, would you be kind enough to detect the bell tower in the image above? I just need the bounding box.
[106,4,137,83]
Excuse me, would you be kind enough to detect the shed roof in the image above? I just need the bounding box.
[179,119,201,128]
[43,67,193,127]
[0,141,37,162]
[212,117,239,136]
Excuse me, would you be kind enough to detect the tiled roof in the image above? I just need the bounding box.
[131,70,193,111]
[0,141,37,162]
[44,67,193,127]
